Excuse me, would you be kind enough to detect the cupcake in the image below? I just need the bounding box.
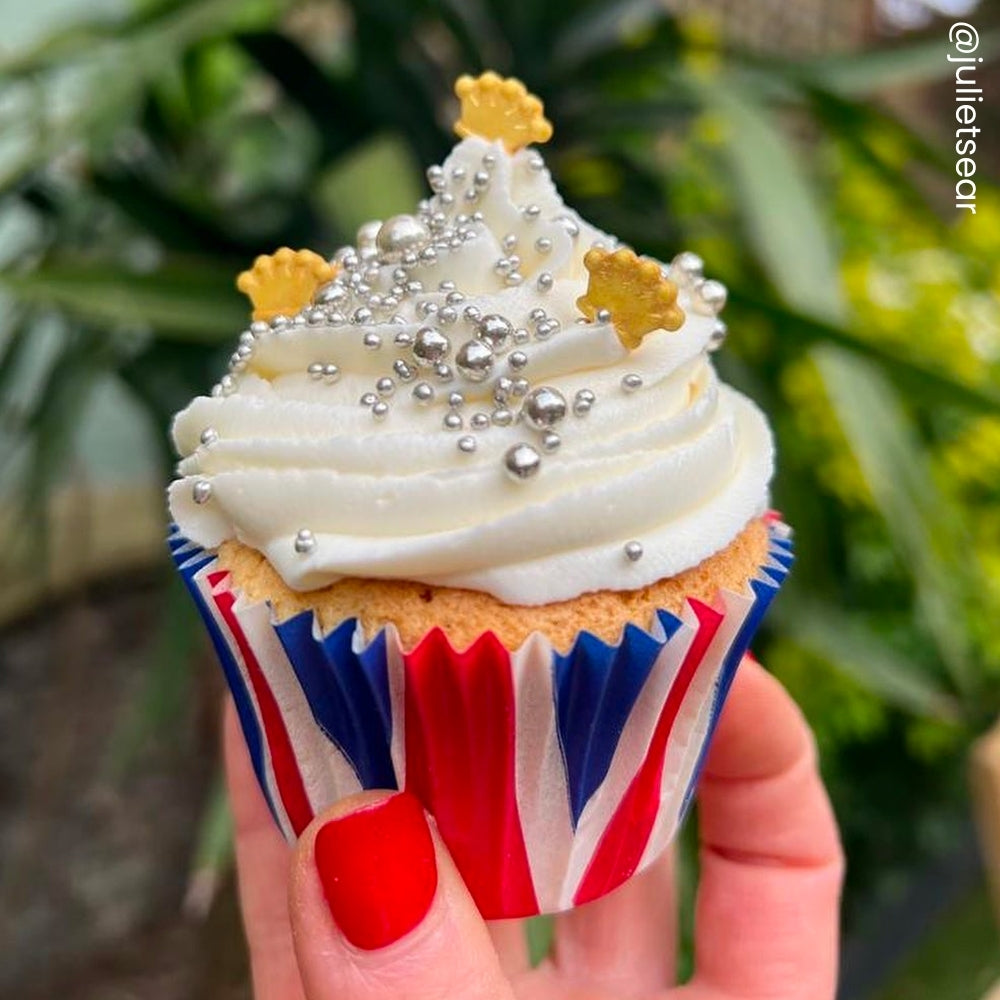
[168,72,792,918]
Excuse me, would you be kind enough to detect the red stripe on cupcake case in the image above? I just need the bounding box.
[572,599,724,906]
[210,573,314,836]
[402,628,539,919]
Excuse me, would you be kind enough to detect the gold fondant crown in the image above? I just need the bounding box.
[236,248,337,322]
[454,71,553,153]
[577,247,685,349]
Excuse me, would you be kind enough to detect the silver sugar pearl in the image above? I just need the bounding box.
[708,319,728,352]
[505,271,523,287]
[360,392,378,407]
[624,540,644,562]
[445,290,465,306]
[511,377,529,397]
[443,411,463,431]
[576,388,596,405]
[239,330,255,347]
[482,152,497,167]
[376,214,430,262]
[477,314,513,352]
[200,427,219,446]
[669,251,704,285]
[352,307,374,325]
[438,279,456,292]
[473,170,490,188]
[294,529,316,554]
[356,219,382,255]
[406,280,424,294]
[363,331,382,350]
[536,318,560,339]
[270,314,290,331]
[556,214,580,237]
[448,391,465,408]
[464,305,483,323]
[394,359,416,382]
[541,431,561,453]
[693,278,728,315]
[535,236,553,253]
[513,327,530,345]
[192,479,212,504]
[492,408,513,427]
[504,443,542,481]
[457,435,477,453]
[419,246,438,264]
[307,306,328,325]
[439,192,455,206]
[622,373,643,392]
[322,363,340,380]
[394,331,414,348]
[412,381,435,404]
[452,166,467,181]
[523,386,567,429]
[508,350,528,371]
[470,412,490,430]
[455,339,495,382]
[536,271,554,291]
[522,204,541,220]
[435,363,455,382]
[412,326,451,367]
[595,308,612,324]
[502,233,518,251]
[376,376,395,396]
[307,363,324,379]
[529,307,546,322]
[528,153,545,171]
[439,306,458,324]
[427,165,446,191]
[250,320,269,336]
[372,400,389,420]
[494,376,514,403]
[315,282,348,306]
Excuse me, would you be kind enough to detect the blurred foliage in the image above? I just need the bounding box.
[1,0,999,944]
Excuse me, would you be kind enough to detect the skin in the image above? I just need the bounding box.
[224,657,844,1000]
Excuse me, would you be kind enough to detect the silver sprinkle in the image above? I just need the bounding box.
[394,331,414,348]
[457,435,477,453]
[443,411,463,431]
[693,278,727,315]
[363,331,382,350]
[528,153,545,172]
[446,290,465,306]
[473,170,490,188]
[508,351,528,371]
[419,246,438,263]
[452,166,467,181]
[456,339,495,382]
[511,377,529,397]
[448,391,465,408]
[522,204,541,219]
[464,305,483,323]
[505,271,523,287]
[412,326,451,367]
[270,314,290,331]
[439,306,458,324]
[439,192,455,206]
[435,363,455,382]
[417,300,439,318]
[504,443,541,481]
[669,250,704,285]
[576,388,596,405]
[200,427,219,446]
[464,188,479,202]
[622,373,643,392]
[372,400,389,420]
[513,327,530,345]
[376,377,395,397]
[376,214,430,262]
[438,279,456,292]
[352,307,374,325]
[595,308,612,324]
[470,412,490,430]
[250,319,270,336]
[541,431,561,452]
[192,479,212,504]
[219,374,236,395]
[523,386,567,429]
[502,233,518,251]
[494,376,514,403]
[624,540,644,562]
[573,397,593,417]
[708,319,728,352]
[294,529,316,554]
[529,307,546,322]
[360,392,378,407]
[477,314,514,352]
[536,271,554,291]
[535,237,552,254]
[394,359,416,381]
[492,408,514,427]
[322,363,340,380]
[406,280,424,294]
[482,153,497,167]
[536,318,560,339]
[427,165,445,190]
[238,330,255,347]
[307,362,325,379]
[555,214,580,237]
[412,381,435,404]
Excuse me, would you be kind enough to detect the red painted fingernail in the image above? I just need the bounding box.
[314,792,437,950]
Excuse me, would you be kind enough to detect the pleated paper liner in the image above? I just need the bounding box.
[169,516,792,918]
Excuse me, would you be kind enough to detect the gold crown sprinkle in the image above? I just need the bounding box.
[454,71,553,153]
[577,247,685,350]
[236,248,337,322]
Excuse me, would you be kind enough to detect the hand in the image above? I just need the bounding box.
[224,657,843,1000]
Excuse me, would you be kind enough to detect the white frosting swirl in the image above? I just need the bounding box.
[168,137,774,604]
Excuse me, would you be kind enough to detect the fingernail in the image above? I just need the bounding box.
[314,792,437,950]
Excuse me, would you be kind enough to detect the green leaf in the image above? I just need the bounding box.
[706,82,845,323]
[804,30,1000,97]
[813,346,977,696]
[771,598,961,721]
[525,915,554,966]
[730,289,1000,416]
[0,261,245,341]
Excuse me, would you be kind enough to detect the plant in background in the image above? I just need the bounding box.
[0,0,998,975]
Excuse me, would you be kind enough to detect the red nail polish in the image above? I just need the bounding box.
[314,792,437,950]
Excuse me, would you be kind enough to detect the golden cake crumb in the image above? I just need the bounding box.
[216,517,771,652]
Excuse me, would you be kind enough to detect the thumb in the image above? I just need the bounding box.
[289,791,516,1000]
